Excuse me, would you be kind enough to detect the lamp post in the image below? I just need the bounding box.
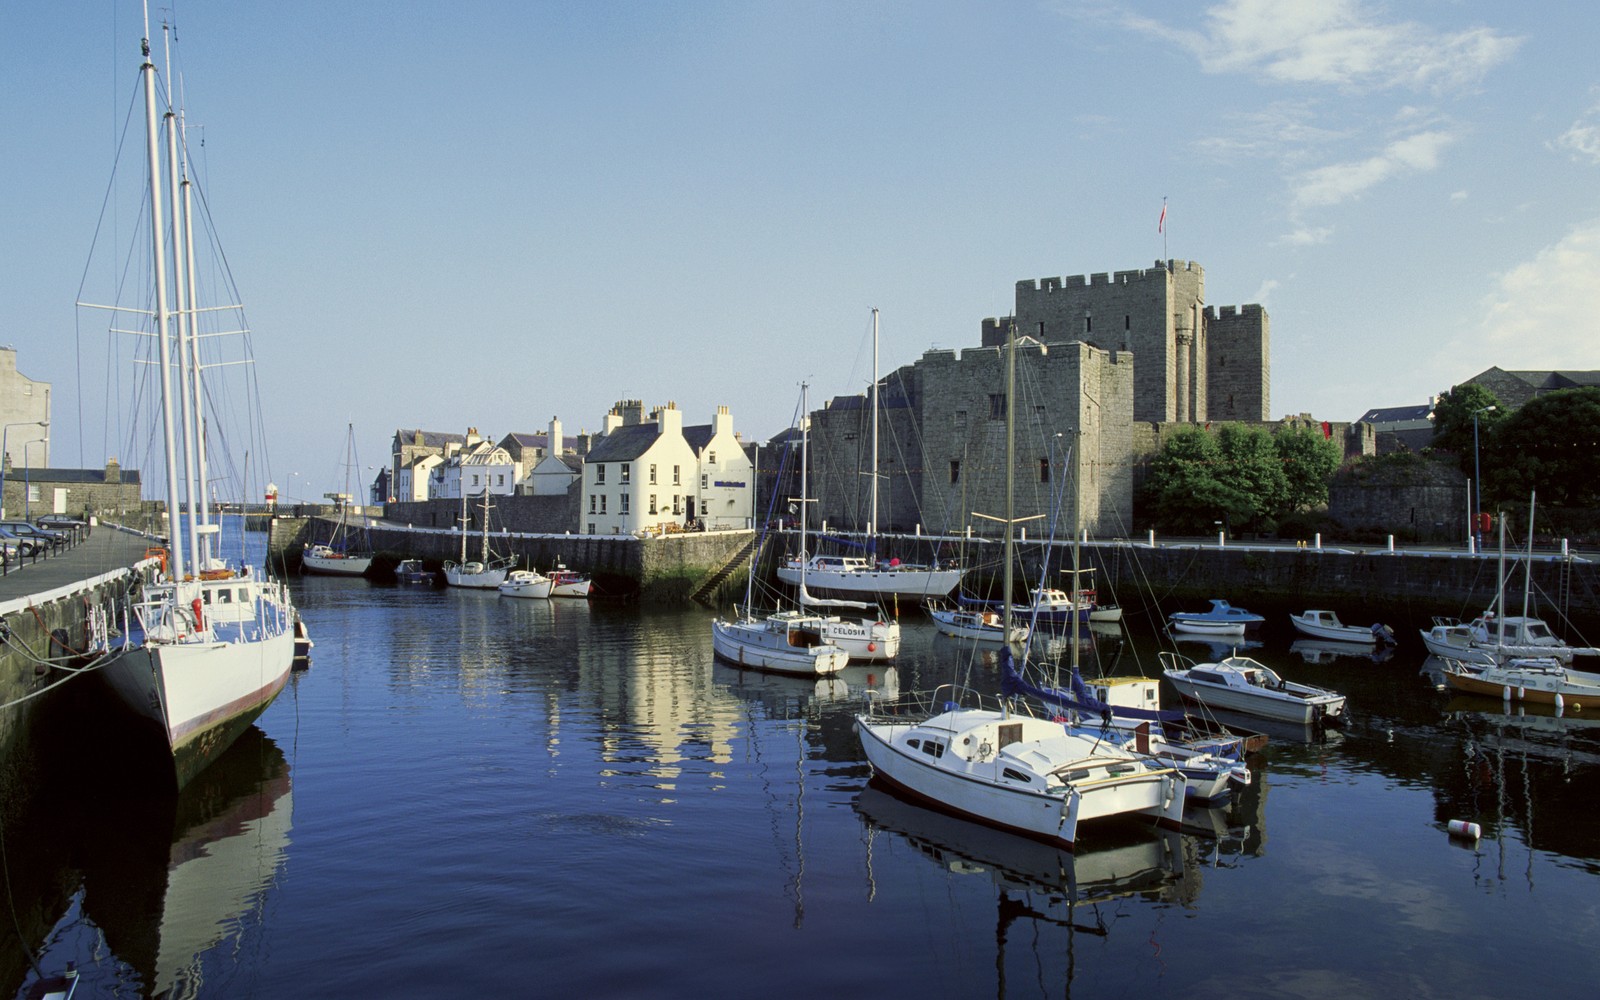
[0,420,48,520]
[1472,404,1496,553]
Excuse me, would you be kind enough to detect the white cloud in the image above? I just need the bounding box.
[1250,278,1280,305]
[1291,130,1456,210]
[1278,226,1333,246]
[1120,0,1520,93]
[1450,190,1468,202]
[1459,220,1600,368]
[1554,111,1600,164]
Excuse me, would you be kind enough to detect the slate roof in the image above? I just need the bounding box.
[584,423,662,463]
[393,429,466,449]
[1357,403,1434,426]
[683,423,714,452]
[17,467,142,485]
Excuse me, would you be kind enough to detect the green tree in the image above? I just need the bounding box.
[1274,425,1342,514]
[1430,384,1503,475]
[1142,427,1253,534]
[1481,387,1600,510]
[1217,424,1290,529]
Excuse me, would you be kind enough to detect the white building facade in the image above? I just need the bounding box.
[582,401,750,535]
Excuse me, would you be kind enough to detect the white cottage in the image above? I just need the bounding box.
[683,406,753,530]
[584,401,743,535]
[435,429,516,499]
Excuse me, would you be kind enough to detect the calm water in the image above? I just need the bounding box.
[8,563,1600,998]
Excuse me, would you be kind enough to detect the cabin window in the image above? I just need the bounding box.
[497,474,504,486]
[920,740,945,758]
[906,739,921,751]
[997,723,1023,748]
[215,589,233,604]
[1003,768,1031,783]
[1192,670,1221,685]
[621,463,631,484]
[650,464,658,485]
[949,460,960,484]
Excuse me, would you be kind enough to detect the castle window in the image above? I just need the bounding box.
[953,409,967,429]
[1125,315,1130,330]
[950,460,960,484]
[1039,458,1050,483]
[1085,315,1092,333]
[989,394,1007,420]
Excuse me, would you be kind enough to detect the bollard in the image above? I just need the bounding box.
[1148,529,1155,546]
[1387,535,1395,552]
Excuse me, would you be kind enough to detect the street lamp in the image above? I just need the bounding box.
[1472,404,1496,553]
[0,420,48,520]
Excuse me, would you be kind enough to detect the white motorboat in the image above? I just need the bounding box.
[1078,675,1253,801]
[1168,599,1264,635]
[498,569,553,599]
[444,489,513,589]
[855,322,1185,849]
[1420,613,1587,666]
[1290,610,1395,645]
[927,601,1030,644]
[91,26,295,786]
[548,566,592,598]
[1160,653,1347,726]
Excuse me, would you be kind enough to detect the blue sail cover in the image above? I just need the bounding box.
[999,648,1186,723]
[813,534,875,555]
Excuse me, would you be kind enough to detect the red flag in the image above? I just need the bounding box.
[1158,198,1167,233]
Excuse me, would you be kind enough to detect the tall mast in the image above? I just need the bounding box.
[140,14,185,578]
[799,382,810,593]
[179,109,213,564]
[870,308,879,541]
[163,22,201,580]
[1002,323,1016,659]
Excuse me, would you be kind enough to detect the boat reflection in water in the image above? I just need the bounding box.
[856,780,1194,989]
[25,727,291,1000]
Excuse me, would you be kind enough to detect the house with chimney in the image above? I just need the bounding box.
[582,401,751,535]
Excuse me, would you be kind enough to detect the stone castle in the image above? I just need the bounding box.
[804,260,1271,539]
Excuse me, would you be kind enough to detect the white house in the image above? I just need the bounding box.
[584,400,729,535]
[394,452,443,502]
[684,406,753,530]
[523,416,583,496]
[434,429,517,499]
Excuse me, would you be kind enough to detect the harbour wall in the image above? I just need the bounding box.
[270,515,1600,630]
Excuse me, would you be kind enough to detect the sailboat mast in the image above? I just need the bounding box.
[1002,323,1017,654]
[162,26,201,580]
[179,122,214,564]
[799,382,810,590]
[870,308,879,541]
[1523,492,1536,621]
[140,18,186,578]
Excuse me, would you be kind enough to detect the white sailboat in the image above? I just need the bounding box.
[302,422,374,576]
[712,385,849,677]
[855,324,1186,849]
[777,309,964,600]
[444,488,513,588]
[92,12,296,788]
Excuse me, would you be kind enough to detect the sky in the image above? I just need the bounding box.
[5,1,1599,505]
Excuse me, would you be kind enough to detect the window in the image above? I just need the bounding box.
[621,463,631,484]
[700,499,708,515]
[649,494,658,515]
[620,494,630,513]
[673,465,680,485]
[950,460,960,484]
[953,409,967,429]
[1033,405,1045,424]
[907,739,920,751]
[1039,458,1050,483]
[708,451,716,465]
[587,522,595,535]
[672,495,681,515]
[997,723,1022,748]
[497,474,504,486]
[596,465,606,485]
[470,473,479,487]
[700,474,708,490]
[1124,314,1130,330]
[1085,315,1092,333]
[989,394,1006,420]
[1003,768,1032,783]
[599,495,607,514]
[589,495,596,514]
[649,464,657,485]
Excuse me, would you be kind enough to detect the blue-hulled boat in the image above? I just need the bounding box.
[1168,599,1264,636]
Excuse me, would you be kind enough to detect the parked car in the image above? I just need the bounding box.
[0,527,39,558]
[37,514,87,530]
[0,521,61,546]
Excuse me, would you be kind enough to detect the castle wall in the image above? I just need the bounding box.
[1206,304,1271,420]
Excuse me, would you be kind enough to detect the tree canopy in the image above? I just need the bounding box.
[1141,424,1313,533]
[1481,387,1600,510]
[1274,424,1343,513]
[1430,384,1503,475]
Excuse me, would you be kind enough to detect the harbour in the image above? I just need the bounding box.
[4,528,1600,997]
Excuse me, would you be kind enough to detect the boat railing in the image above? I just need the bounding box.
[1157,650,1197,673]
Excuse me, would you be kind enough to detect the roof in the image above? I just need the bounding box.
[584,423,663,463]
[1357,403,1434,425]
[683,423,714,452]
[393,428,467,449]
[1498,370,1600,392]
[13,467,142,486]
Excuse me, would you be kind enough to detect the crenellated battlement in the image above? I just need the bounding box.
[1206,303,1263,321]
[1017,260,1202,295]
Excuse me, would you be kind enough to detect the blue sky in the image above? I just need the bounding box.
[6,1,1598,504]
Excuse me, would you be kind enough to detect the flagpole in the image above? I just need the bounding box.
[1160,196,1168,261]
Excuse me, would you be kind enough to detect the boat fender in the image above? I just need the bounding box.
[1447,819,1481,840]
[866,642,876,653]
[191,598,204,631]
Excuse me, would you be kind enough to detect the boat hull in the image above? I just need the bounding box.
[711,618,848,676]
[444,561,510,589]
[1170,619,1247,636]
[301,550,372,577]
[1290,616,1378,644]
[929,609,1029,644]
[1165,674,1345,725]
[777,562,964,599]
[100,629,295,789]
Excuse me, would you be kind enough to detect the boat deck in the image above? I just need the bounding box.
[0,527,165,609]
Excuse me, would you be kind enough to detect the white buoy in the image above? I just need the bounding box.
[1447,819,1481,840]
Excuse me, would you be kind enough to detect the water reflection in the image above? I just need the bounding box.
[1289,638,1395,665]
[15,728,290,999]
